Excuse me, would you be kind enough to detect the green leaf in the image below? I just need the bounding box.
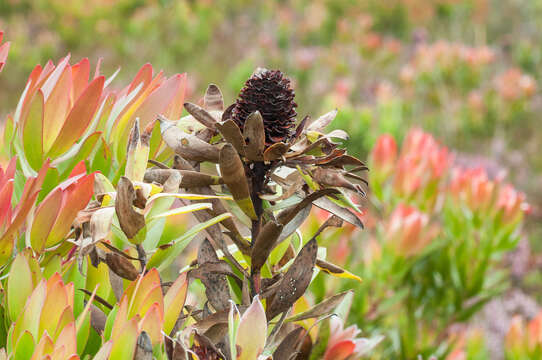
[22,91,44,171]
[7,254,34,321]
[147,213,232,271]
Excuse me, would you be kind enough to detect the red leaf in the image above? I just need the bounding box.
[71,58,90,100]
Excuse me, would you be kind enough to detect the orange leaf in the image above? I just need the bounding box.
[48,76,104,158]
[163,272,188,334]
[30,188,63,253]
[138,303,163,345]
[46,173,94,248]
[71,58,90,101]
[43,64,72,152]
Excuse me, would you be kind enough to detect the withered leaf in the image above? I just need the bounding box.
[277,188,340,226]
[312,167,364,194]
[243,111,265,161]
[184,102,218,129]
[251,221,284,274]
[216,119,246,156]
[173,154,195,171]
[115,176,145,239]
[292,115,310,143]
[267,239,318,319]
[278,205,311,243]
[147,159,169,169]
[108,267,124,301]
[192,309,232,334]
[193,332,225,360]
[143,169,222,188]
[315,258,361,282]
[189,260,240,282]
[319,154,366,168]
[90,304,107,334]
[204,323,229,344]
[219,144,257,220]
[90,207,115,243]
[313,197,364,229]
[306,109,337,133]
[273,327,306,360]
[158,115,220,163]
[134,331,153,360]
[204,84,224,111]
[263,142,290,161]
[171,340,188,360]
[198,239,231,312]
[286,291,352,322]
[104,252,139,281]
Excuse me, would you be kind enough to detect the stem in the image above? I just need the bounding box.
[136,244,147,272]
[249,161,267,294]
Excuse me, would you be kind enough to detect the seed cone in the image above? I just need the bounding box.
[231,68,297,145]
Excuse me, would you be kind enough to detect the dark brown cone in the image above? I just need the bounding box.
[231,69,297,145]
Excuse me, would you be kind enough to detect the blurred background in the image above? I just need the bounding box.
[1,0,542,358]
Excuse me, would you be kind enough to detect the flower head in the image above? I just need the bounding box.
[231,68,297,145]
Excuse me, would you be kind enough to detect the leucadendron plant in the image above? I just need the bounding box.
[0,33,376,360]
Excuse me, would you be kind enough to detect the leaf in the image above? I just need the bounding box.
[92,340,113,360]
[267,239,318,319]
[159,115,220,163]
[286,291,352,322]
[7,254,34,322]
[198,239,230,312]
[47,76,105,158]
[148,213,232,271]
[133,331,153,360]
[315,259,361,282]
[313,197,364,229]
[146,203,213,221]
[22,90,44,170]
[14,331,35,360]
[251,221,284,273]
[273,327,307,360]
[306,109,337,133]
[243,111,265,161]
[109,318,139,360]
[30,188,63,253]
[43,63,72,152]
[163,272,188,334]
[104,252,139,281]
[125,118,149,183]
[46,173,95,248]
[204,84,224,111]
[143,169,223,188]
[216,119,246,156]
[184,102,218,129]
[277,188,340,226]
[219,144,256,220]
[115,176,145,241]
[236,296,267,360]
[263,142,289,161]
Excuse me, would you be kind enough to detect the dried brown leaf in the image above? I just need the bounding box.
[267,239,318,319]
[115,176,145,239]
[306,109,337,132]
[273,327,306,360]
[263,142,290,161]
[251,221,284,273]
[159,115,220,163]
[277,188,340,226]
[313,197,364,229]
[184,102,218,129]
[216,119,246,156]
[219,144,256,220]
[134,331,153,360]
[104,252,139,281]
[243,111,265,161]
[204,84,224,111]
[197,239,231,312]
[286,291,352,322]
